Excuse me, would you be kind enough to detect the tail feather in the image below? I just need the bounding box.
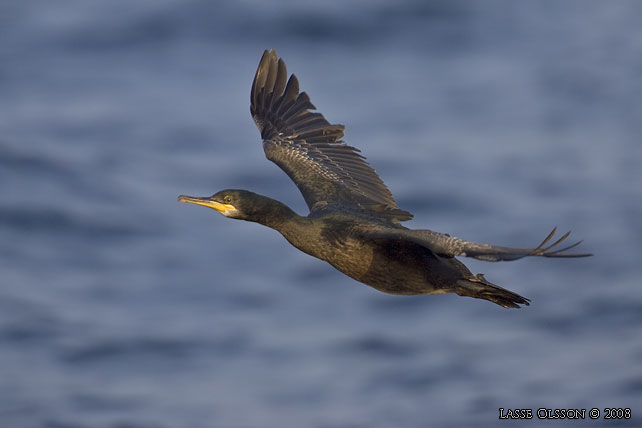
[455,274,530,309]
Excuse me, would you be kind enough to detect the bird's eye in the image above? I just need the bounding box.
[224,195,232,203]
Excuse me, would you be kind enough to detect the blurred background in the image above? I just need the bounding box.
[1,1,641,427]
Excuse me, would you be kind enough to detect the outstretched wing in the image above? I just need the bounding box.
[250,49,412,221]
[362,226,592,262]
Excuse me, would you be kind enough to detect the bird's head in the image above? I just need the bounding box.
[178,189,294,225]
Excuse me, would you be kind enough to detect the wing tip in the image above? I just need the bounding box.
[251,49,346,144]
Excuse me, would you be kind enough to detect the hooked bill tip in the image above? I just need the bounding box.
[178,194,199,203]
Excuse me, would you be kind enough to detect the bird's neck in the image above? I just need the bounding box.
[253,199,301,231]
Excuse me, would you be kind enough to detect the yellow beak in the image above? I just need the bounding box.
[177,195,236,213]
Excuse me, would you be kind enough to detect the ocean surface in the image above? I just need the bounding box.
[1,1,641,427]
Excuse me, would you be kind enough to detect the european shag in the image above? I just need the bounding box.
[179,49,591,308]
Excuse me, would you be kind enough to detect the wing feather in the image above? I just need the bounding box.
[361,227,592,261]
[250,49,412,221]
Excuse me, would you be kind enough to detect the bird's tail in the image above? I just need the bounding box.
[455,274,530,309]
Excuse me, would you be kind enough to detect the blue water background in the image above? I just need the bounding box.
[1,1,641,427]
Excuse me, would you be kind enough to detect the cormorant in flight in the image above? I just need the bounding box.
[179,50,591,308]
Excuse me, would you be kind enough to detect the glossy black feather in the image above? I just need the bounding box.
[250,49,412,222]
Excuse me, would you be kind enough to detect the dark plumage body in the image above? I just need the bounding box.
[279,206,469,296]
[179,50,591,309]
